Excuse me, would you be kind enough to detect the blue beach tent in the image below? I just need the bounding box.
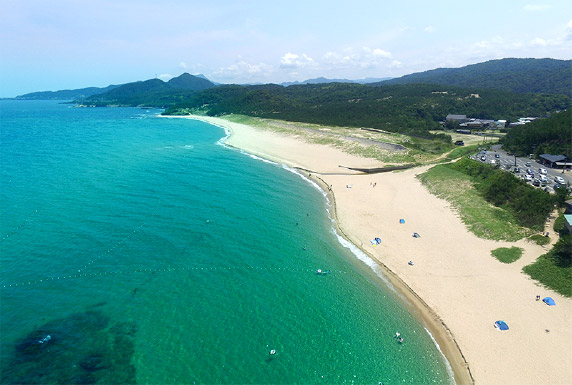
[543,297,556,306]
[494,321,509,331]
[399,219,405,224]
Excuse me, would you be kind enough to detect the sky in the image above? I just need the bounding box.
[1,0,571,97]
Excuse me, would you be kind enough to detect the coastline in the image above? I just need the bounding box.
[165,114,571,385]
[296,167,473,385]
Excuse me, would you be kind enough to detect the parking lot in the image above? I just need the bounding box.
[472,145,571,193]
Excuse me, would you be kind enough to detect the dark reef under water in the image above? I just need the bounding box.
[2,310,137,385]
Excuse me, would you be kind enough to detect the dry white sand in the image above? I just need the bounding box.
[169,115,572,385]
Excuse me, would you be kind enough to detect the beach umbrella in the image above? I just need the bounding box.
[542,297,556,306]
[399,219,405,224]
[494,321,509,331]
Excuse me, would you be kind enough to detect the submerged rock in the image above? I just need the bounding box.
[1,310,137,384]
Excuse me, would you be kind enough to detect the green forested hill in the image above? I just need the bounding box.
[16,84,120,100]
[82,73,216,106]
[164,83,571,135]
[380,58,572,97]
[501,109,572,156]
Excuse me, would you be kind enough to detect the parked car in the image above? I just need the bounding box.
[533,179,541,187]
[539,175,548,183]
[514,167,520,173]
[526,174,533,182]
[539,168,547,175]
[525,162,531,167]
[555,176,565,184]
[480,155,486,161]
[526,168,534,175]
[495,153,500,158]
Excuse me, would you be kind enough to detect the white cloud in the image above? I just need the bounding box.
[158,73,174,81]
[530,37,547,46]
[424,25,436,33]
[390,60,403,68]
[367,47,392,58]
[523,4,551,11]
[279,53,316,68]
[322,46,393,70]
[179,61,188,69]
[213,60,273,81]
[566,19,572,40]
[474,36,506,49]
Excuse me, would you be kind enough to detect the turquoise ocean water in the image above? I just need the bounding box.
[0,100,453,384]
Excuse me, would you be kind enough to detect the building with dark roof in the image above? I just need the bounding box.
[539,154,571,169]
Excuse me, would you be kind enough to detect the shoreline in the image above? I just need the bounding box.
[296,167,473,385]
[164,114,571,385]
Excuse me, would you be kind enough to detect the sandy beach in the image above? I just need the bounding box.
[171,115,571,385]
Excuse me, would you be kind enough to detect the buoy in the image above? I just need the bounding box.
[270,349,276,355]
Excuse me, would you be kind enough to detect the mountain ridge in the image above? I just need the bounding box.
[82,73,217,107]
[281,76,391,86]
[15,84,121,100]
[378,58,572,96]
[13,58,571,102]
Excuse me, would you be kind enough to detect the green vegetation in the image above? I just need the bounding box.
[164,83,570,138]
[448,158,555,229]
[16,84,120,100]
[81,73,216,107]
[417,163,533,241]
[491,247,524,263]
[501,109,572,157]
[442,144,480,162]
[523,234,572,297]
[419,157,570,295]
[419,157,558,240]
[528,234,550,246]
[553,213,569,236]
[382,58,572,97]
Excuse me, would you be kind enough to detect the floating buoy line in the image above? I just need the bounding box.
[0,209,39,243]
[75,221,148,273]
[1,265,347,290]
[76,205,162,273]
[1,203,347,292]
[2,203,163,280]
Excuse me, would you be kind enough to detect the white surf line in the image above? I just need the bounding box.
[284,165,402,298]
[425,327,457,385]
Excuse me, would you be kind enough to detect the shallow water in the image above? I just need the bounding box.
[0,100,452,384]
